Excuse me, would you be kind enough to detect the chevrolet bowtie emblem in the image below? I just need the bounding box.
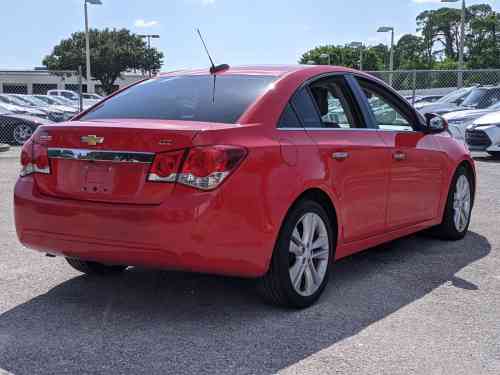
[81,135,104,146]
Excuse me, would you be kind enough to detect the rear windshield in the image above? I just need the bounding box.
[79,75,277,124]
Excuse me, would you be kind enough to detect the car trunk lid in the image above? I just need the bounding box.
[33,119,233,204]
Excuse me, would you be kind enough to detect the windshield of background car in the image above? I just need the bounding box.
[23,96,49,107]
[461,88,498,108]
[0,104,11,114]
[79,75,277,124]
[5,95,30,107]
[438,88,471,103]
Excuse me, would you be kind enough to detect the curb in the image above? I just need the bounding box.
[0,144,10,153]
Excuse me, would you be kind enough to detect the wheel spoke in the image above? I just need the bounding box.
[290,260,307,290]
[308,260,321,286]
[303,266,315,295]
[311,236,328,251]
[454,209,461,229]
[312,248,329,260]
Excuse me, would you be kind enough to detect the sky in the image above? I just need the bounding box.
[1,0,498,71]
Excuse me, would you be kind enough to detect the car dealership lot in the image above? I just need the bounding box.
[0,149,499,375]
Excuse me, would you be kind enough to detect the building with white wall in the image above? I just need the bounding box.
[0,69,145,95]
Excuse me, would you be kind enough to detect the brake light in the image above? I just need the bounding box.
[19,140,51,177]
[147,146,247,190]
[178,146,247,190]
[148,150,185,182]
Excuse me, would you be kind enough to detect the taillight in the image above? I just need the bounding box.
[147,150,185,182]
[147,145,247,190]
[19,140,50,177]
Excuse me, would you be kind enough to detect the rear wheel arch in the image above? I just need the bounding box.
[278,187,339,257]
[457,160,476,204]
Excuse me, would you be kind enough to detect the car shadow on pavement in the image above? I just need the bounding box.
[472,155,500,163]
[0,231,490,375]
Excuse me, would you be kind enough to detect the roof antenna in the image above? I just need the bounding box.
[196,28,229,74]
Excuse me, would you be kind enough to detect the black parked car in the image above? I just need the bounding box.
[0,104,53,145]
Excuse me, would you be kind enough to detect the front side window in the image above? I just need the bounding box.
[80,75,276,124]
[358,80,413,131]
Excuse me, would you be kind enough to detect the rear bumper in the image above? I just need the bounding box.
[14,177,275,277]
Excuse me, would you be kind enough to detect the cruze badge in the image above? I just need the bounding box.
[81,135,104,146]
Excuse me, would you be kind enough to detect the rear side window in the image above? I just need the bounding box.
[278,104,302,128]
[80,75,276,124]
[291,88,322,128]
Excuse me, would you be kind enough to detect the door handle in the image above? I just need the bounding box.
[332,152,349,161]
[393,151,406,161]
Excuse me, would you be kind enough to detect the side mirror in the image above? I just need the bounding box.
[424,113,448,133]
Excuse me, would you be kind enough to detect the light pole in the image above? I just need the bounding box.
[319,53,331,65]
[350,42,364,70]
[84,0,102,90]
[441,0,466,87]
[139,34,160,77]
[378,26,395,85]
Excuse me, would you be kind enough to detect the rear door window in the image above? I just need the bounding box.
[80,75,276,124]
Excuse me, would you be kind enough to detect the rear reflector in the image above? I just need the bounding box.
[147,145,247,190]
[20,140,51,177]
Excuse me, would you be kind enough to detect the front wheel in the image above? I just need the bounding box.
[66,258,127,275]
[427,166,473,241]
[258,200,334,308]
[487,151,500,159]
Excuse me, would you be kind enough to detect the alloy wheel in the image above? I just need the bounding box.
[13,124,33,145]
[453,175,471,233]
[288,212,330,297]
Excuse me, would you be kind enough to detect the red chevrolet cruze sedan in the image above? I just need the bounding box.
[14,65,475,308]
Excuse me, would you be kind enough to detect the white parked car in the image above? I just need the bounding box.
[47,90,98,109]
[445,101,500,141]
[465,111,500,158]
[0,94,49,119]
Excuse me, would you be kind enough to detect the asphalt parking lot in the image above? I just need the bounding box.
[0,148,499,375]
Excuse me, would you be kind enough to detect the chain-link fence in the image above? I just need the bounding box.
[366,69,500,104]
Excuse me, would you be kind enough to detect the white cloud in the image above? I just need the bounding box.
[411,0,441,3]
[201,0,215,5]
[134,19,159,28]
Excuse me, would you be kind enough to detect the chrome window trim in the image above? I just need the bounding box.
[278,127,418,133]
[47,148,155,164]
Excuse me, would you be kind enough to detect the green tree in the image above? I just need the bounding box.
[394,34,427,69]
[43,28,164,94]
[299,44,384,71]
[466,4,500,68]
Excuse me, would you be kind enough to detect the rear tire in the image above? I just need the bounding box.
[66,258,127,275]
[257,200,334,308]
[487,151,500,159]
[426,166,473,241]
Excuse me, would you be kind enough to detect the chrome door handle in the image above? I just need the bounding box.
[332,152,349,161]
[393,151,406,161]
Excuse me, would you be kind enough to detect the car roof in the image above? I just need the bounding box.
[159,64,358,78]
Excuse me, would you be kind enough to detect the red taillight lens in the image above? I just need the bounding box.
[20,140,33,167]
[147,145,247,190]
[147,150,185,182]
[19,139,50,177]
[178,146,247,190]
